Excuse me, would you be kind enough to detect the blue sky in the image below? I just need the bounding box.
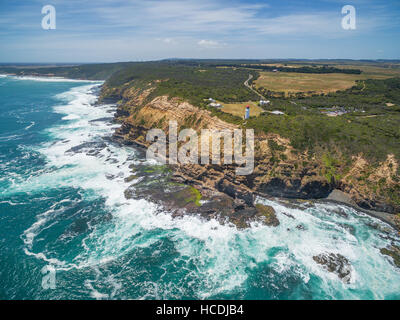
[0,0,399,62]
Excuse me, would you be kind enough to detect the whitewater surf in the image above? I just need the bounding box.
[0,76,399,300]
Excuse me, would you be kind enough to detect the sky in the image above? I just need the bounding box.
[0,0,399,62]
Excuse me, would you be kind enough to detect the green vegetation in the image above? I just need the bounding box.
[256,73,367,97]
[380,245,400,268]
[0,62,135,80]
[217,64,362,74]
[255,204,279,226]
[255,66,400,97]
[142,164,171,174]
[186,186,202,207]
[172,185,202,207]
[124,174,138,182]
[102,60,399,175]
[105,62,259,105]
[4,59,399,210]
[4,59,399,167]
[247,77,400,163]
[322,153,342,183]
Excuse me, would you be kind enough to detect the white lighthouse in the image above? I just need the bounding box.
[245,105,250,119]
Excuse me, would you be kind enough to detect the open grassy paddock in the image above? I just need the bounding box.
[219,101,263,118]
[254,64,400,96]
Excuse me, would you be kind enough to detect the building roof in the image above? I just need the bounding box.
[270,110,284,115]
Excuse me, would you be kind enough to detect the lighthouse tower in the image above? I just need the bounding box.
[244,105,250,120]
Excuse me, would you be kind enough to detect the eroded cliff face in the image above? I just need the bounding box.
[104,84,400,216]
[340,154,400,213]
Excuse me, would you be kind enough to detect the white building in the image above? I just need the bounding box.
[209,102,222,108]
[259,100,270,106]
[270,110,284,115]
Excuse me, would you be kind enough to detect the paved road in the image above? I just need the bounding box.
[244,74,267,100]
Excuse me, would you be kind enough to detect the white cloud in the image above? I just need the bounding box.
[156,37,177,44]
[88,0,396,40]
[197,39,225,48]
[92,0,265,35]
[1,0,399,61]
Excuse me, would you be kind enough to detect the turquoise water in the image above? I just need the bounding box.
[0,75,399,300]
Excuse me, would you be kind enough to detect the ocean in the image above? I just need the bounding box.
[0,75,399,300]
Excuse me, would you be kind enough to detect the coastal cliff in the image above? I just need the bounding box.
[99,80,400,230]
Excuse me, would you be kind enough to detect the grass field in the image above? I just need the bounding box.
[254,64,400,96]
[218,101,263,118]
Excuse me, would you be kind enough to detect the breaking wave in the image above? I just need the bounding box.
[1,77,400,299]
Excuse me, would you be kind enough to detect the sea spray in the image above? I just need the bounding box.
[0,76,399,299]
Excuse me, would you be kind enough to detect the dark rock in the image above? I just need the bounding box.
[281,212,295,219]
[114,108,130,118]
[89,117,114,123]
[122,163,279,229]
[217,180,254,206]
[124,174,138,183]
[229,207,258,229]
[105,158,119,164]
[313,253,352,283]
[259,178,332,199]
[296,224,306,231]
[330,207,349,219]
[255,204,280,227]
[338,223,355,235]
[99,97,120,105]
[380,245,400,268]
[358,199,398,214]
[301,180,332,198]
[65,141,106,155]
[105,173,116,180]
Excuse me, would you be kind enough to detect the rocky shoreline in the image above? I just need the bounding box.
[113,135,400,230]
[113,132,280,229]
[112,125,400,233]
[95,92,400,280]
[110,133,400,280]
[97,83,400,233]
[326,189,400,231]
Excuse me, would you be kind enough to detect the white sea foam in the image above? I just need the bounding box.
[16,82,400,299]
[0,200,26,206]
[7,75,102,83]
[62,114,80,120]
[0,134,23,142]
[13,83,253,297]
[24,121,35,130]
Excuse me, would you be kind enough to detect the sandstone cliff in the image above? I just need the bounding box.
[101,83,400,219]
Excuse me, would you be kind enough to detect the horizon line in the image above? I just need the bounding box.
[1,58,400,65]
